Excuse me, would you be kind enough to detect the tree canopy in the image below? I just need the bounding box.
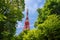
[0,0,60,40]
[0,0,25,40]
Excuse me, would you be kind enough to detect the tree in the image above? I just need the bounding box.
[38,14,60,40]
[35,0,60,27]
[34,0,60,40]
[0,0,25,40]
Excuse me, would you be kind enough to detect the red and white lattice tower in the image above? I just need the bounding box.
[23,9,30,30]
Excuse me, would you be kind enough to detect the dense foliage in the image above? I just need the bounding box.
[16,0,60,40]
[0,0,60,40]
[0,0,25,40]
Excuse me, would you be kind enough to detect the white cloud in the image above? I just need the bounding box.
[25,0,44,14]
[16,21,24,28]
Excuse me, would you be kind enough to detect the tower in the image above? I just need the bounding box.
[23,9,30,30]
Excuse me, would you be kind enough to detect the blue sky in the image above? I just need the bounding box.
[16,0,45,35]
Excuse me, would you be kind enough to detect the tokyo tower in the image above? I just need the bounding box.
[23,9,30,30]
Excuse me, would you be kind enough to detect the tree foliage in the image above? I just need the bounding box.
[0,0,25,40]
[35,0,60,27]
